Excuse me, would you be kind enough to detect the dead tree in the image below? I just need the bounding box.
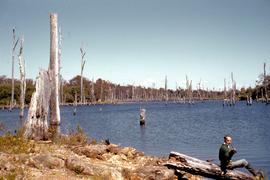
[230,73,235,106]
[188,80,193,104]
[263,62,268,103]
[80,46,86,104]
[58,27,63,104]
[10,28,19,110]
[73,91,77,115]
[164,151,253,180]
[24,13,61,140]
[18,37,26,118]
[24,70,51,140]
[49,13,61,126]
[223,78,227,106]
[165,75,168,102]
[91,78,95,103]
[197,80,202,101]
[185,75,189,103]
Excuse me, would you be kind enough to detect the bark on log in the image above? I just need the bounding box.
[24,70,51,140]
[163,151,253,180]
[49,13,61,126]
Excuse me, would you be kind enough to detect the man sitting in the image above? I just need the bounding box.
[219,135,264,178]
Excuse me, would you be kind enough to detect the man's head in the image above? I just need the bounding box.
[224,135,232,145]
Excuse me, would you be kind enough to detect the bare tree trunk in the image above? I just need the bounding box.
[91,78,95,103]
[10,28,19,110]
[100,80,103,102]
[18,37,26,119]
[58,27,63,104]
[165,75,168,103]
[264,62,268,103]
[60,75,64,104]
[80,47,86,104]
[223,78,227,106]
[73,91,77,115]
[24,13,61,140]
[231,72,236,105]
[24,70,51,140]
[49,13,61,126]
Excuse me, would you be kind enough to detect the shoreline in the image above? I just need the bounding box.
[0,132,203,180]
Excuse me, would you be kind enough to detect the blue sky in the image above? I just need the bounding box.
[0,0,270,90]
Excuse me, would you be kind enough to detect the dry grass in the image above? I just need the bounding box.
[0,127,32,154]
[57,124,88,146]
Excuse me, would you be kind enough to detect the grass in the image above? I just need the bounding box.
[0,167,25,180]
[0,123,95,154]
[0,128,32,154]
[56,124,89,146]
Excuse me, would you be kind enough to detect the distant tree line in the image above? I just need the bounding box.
[0,76,35,106]
[0,74,269,106]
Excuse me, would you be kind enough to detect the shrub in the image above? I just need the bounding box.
[57,124,88,146]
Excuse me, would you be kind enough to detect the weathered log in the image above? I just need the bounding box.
[24,70,51,140]
[163,151,253,180]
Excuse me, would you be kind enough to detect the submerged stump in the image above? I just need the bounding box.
[139,108,146,125]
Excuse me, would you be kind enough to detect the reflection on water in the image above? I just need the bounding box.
[0,101,270,176]
[139,125,146,146]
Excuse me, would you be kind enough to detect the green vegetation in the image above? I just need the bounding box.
[0,76,34,106]
[0,171,17,180]
[0,129,32,154]
[55,124,89,146]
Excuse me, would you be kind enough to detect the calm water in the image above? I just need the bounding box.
[1,101,270,176]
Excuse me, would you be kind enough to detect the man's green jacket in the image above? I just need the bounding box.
[219,143,234,167]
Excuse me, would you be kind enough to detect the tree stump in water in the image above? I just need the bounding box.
[24,13,61,140]
[24,70,51,140]
[139,108,146,125]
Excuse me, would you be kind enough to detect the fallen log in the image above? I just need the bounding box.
[163,151,253,180]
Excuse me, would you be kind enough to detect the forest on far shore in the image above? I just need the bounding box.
[0,74,269,106]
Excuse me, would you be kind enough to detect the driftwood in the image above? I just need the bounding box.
[163,151,254,180]
[24,70,51,140]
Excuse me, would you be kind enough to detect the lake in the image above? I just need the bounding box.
[1,101,269,177]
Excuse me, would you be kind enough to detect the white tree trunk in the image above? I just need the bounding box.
[10,28,19,110]
[18,38,26,118]
[49,13,61,126]
[80,47,86,104]
[24,70,51,140]
[24,13,61,140]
